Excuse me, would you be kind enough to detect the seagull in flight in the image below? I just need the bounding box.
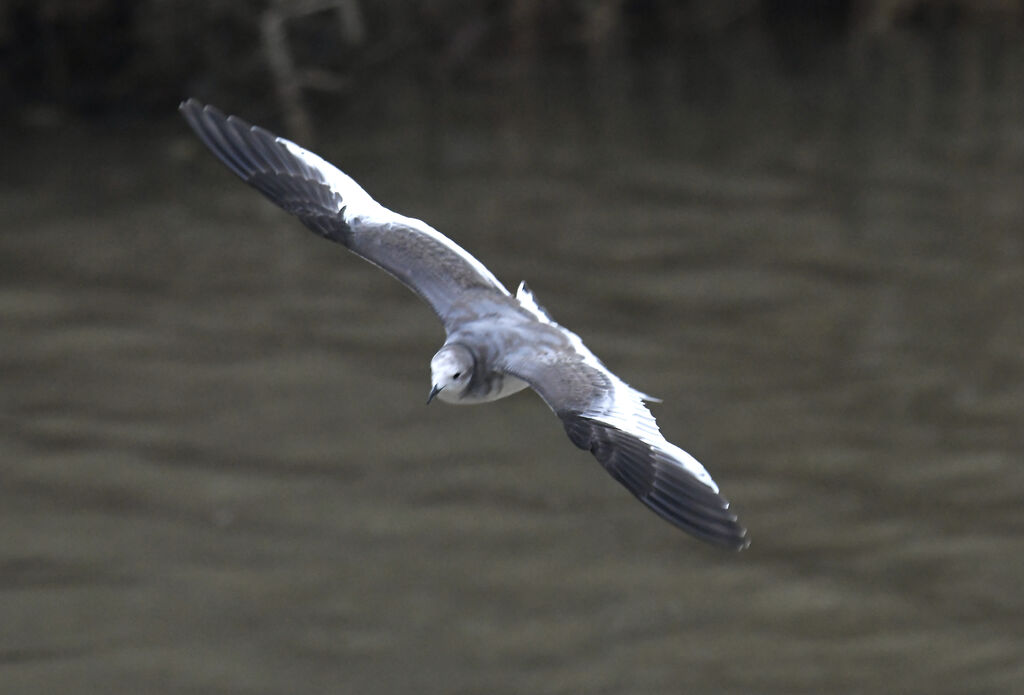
[179,99,749,550]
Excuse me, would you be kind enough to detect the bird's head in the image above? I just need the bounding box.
[427,344,474,404]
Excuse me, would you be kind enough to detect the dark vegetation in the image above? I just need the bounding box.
[1,0,1021,123]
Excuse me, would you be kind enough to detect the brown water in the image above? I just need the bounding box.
[3,34,1024,694]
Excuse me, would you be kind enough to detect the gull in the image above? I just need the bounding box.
[179,98,749,550]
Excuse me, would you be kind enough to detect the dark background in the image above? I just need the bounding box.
[2,1,1023,694]
[3,0,1022,124]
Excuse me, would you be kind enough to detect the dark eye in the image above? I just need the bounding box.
[453,372,461,379]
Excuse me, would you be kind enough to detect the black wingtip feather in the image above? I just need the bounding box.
[179,98,353,240]
[565,415,749,550]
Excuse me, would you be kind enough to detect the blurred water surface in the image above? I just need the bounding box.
[2,34,1023,694]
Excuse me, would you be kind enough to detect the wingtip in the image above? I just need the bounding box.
[179,97,204,115]
[733,528,751,551]
[696,521,749,552]
[179,98,233,125]
[710,504,749,551]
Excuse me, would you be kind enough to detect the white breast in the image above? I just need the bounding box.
[439,374,529,405]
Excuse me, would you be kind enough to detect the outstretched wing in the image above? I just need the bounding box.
[499,308,749,550]
[179,99,509,327]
